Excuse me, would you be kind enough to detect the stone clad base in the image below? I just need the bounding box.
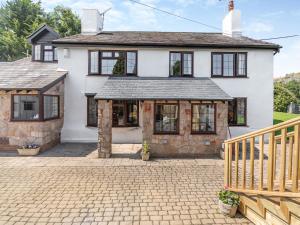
[142,101,228,158]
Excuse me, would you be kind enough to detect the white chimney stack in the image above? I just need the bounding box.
[81,9,103,35]
[222,0,242,38]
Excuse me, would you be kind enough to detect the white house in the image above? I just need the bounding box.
[0,1,280,157]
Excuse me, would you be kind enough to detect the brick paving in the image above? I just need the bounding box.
[0,145,252,225]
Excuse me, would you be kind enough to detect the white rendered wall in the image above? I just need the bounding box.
[58,47,274,142]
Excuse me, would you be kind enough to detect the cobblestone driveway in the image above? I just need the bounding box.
[0,147,251,225]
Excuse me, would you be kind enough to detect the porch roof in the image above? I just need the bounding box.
[95,77,232,101]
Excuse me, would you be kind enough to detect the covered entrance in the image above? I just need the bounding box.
[95,77,232,158]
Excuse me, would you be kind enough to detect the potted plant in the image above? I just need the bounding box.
[218,188,240,217]
[17,144,40,156]
[141,141,150,161]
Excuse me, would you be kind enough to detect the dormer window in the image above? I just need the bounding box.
[33,44,57,62]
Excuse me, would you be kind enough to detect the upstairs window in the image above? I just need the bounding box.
[88,51,137,76]
[170,52,193,76]
[33,44,57,62]
[228,98,247,126]
[34,45,41,61]
[211,52,247,77]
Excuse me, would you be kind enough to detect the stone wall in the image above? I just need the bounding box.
[97,100,112,158]
[0,81,64,151]
[142,100,228,157]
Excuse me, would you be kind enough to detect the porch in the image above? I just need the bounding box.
[94,77,232,158]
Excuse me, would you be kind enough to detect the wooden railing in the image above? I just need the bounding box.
[224,117,300,198]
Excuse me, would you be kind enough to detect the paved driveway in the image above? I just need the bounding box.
[0,145,251,225]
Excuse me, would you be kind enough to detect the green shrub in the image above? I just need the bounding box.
[218,189,240,206]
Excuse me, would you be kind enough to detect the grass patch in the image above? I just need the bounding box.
[274,112,300,135]
[274,112,300,125]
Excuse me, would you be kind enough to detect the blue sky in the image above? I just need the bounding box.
[1,0,300,77]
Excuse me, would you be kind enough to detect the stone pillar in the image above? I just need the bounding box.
[97,100,112,158]
[141,101,153,145]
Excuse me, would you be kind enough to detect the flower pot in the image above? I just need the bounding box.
[218,200,238,217]
[17,147,40,156]
[141,152,150,161]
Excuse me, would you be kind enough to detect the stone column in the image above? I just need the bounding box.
[97,100,112,158]
[141,101,153,145]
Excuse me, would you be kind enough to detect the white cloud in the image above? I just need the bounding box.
[246,21,273,33]
[122,0,162,30]
[172,0,218,7]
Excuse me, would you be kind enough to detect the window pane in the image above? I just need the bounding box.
[44,51,53,61]
[223,54,234,76]
[102,58,125,75]
[44,45,53,50]
[170,53,181,76]
[192,104,215,133]
[126,52,137,74]
[13,95,39,120]
[183,53,192,75]
[87,96,98,126]
[228,98,246,125]
[127,101,138,125]
[44,96,59,119]
[90,51,99,73]
[54,48,58,61]
[237,99,246,124]
[102,52,113,57]
[212,54,222,75]
[155,104,178,133]
[34,45,41,60]
[113,104,125,126]
[238,53,246,76]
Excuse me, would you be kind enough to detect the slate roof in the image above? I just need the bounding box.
[53,31,280,50]
[0,58,67,91]
[95,77,232,101]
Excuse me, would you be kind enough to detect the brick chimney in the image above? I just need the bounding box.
[228,0,234,11]
[222,0,242,38]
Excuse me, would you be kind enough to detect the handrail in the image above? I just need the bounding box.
[224,117,300,199]
[225,117,300,144]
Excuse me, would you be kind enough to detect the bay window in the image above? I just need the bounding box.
[170,52,193,76]
[12,95,60,121]
[211,52,247,77]
[228,98,247,126]
[44,96,59,120]
[154,103,179,134]
[191,104,216,134]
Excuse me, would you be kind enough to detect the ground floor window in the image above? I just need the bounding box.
[228,98,247,126]
[191,103,216,134]
[12,94,59,121]
[154,103,179,134]
[44,96,59,120]
[87,96,98,127]
[112,100,139,127]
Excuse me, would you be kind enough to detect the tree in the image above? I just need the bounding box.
[284,80,300,102]
[0,1,80,62]
[274,83,298,112]
[46,6,81,37]
[0,0,46,61]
